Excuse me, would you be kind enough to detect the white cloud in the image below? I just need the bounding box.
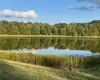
[0,9,38,18]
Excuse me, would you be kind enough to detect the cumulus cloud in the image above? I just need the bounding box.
[0,9,38,18]
[76,0,100,5]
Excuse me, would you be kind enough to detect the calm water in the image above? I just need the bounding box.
[0,37,100,56]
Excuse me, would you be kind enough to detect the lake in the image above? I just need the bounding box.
[0,37,100,56]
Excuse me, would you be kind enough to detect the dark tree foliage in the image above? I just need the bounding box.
[0,20,100,36]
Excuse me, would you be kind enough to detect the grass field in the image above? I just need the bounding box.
[0,59,100,80]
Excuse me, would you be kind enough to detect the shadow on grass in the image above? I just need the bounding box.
[49,69,100,80]
[0,60,34,80]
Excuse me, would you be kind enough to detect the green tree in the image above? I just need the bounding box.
[52,27,58,35]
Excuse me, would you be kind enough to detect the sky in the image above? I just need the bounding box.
[0,0,100,24]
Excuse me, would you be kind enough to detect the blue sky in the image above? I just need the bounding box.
[0,0,100,24]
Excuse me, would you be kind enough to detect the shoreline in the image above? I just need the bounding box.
[0,35,100,38]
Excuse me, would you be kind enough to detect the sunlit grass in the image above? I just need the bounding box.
[0,59,99,80]
[0,52,100,70]
[0,35,100,38]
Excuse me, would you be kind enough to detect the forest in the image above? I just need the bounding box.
[0,20,100,36]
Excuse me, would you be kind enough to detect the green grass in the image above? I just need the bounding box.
[0,59,100,80]
[0,35,100,38]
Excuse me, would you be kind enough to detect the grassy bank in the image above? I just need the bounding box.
[0,52,100,70]
[0,35,100,38]
[0,59,100,80]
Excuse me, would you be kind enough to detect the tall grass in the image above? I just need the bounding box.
[0,52,100,70]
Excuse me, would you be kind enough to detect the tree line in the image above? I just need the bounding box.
[0,20,100,36]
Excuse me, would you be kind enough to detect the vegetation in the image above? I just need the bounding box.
[0,59,100,80]
[0,37,100,53]
[0,20,100,80]
[0,52,100,70]
[0,20,100,36]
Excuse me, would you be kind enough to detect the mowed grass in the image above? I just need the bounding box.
[0,59,100,80]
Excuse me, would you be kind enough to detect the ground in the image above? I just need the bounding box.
[0,59,100,80]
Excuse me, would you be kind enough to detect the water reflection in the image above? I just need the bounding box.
[1,48,99,56]
[0,37,100,56]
